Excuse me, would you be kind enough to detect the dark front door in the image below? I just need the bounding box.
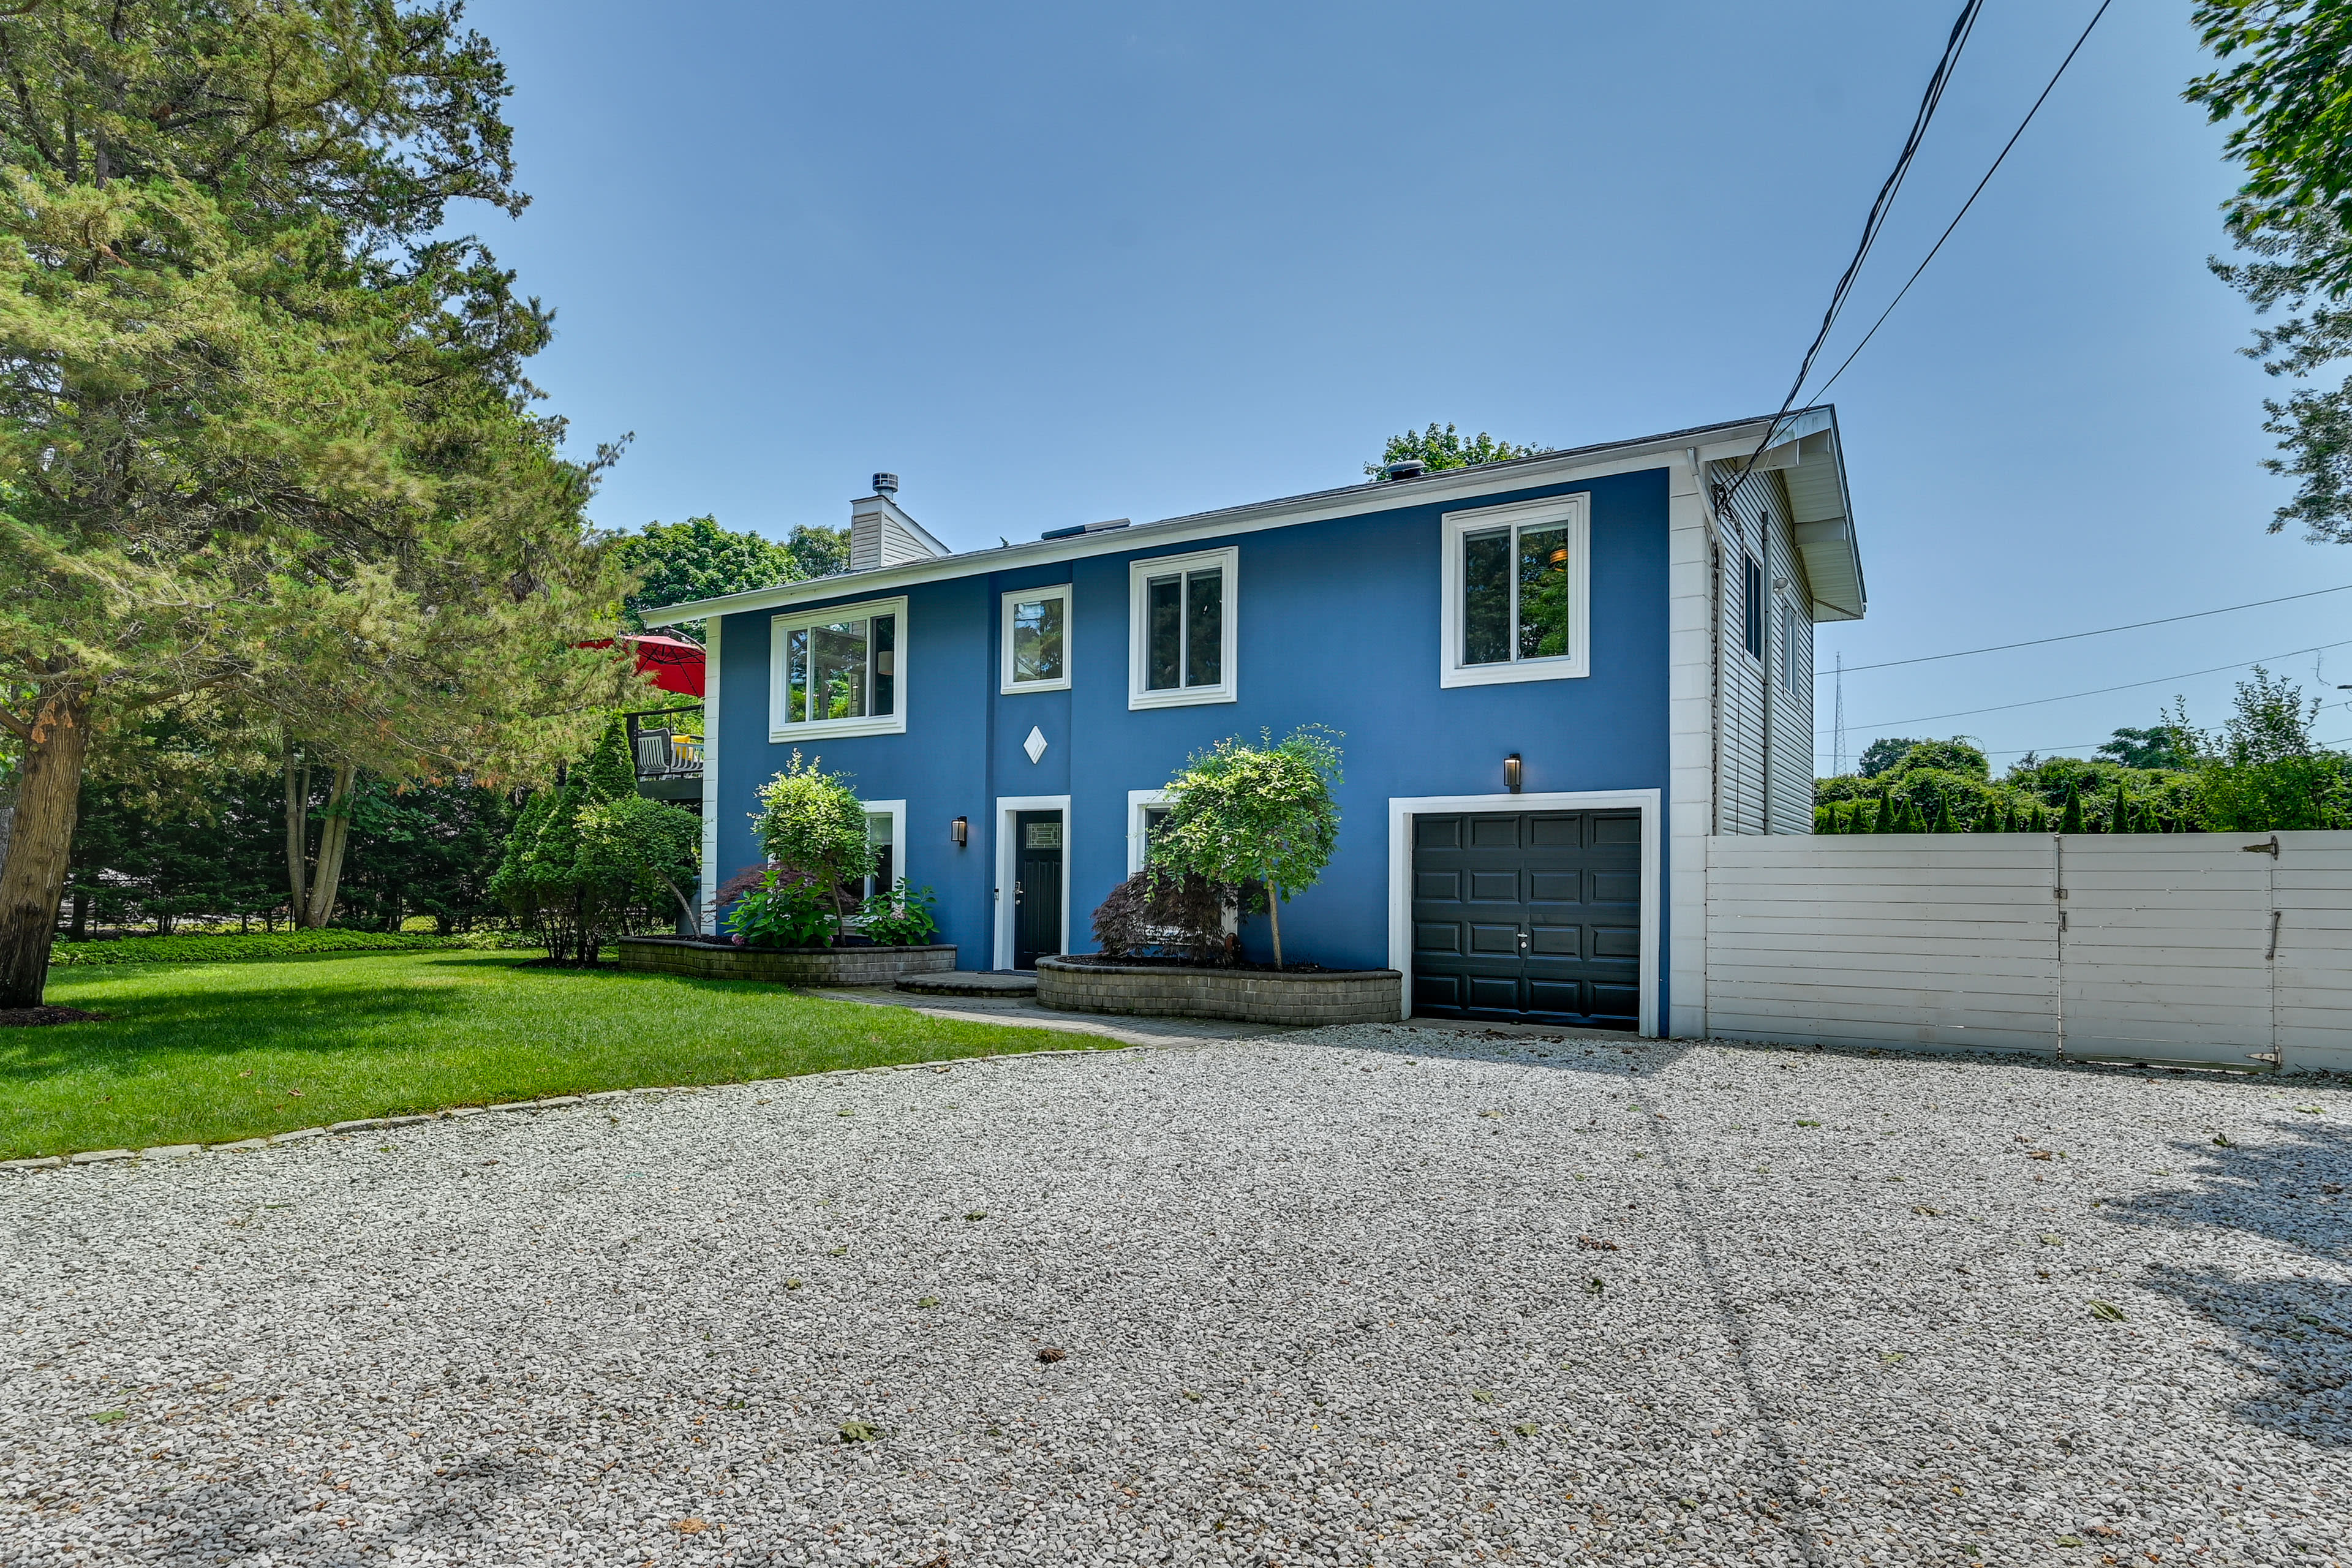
[1013,810,1065,970]
[1411,810,1642,1029]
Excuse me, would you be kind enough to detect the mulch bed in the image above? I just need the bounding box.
[0,1005,108,1027]
[1054,954,1342,974]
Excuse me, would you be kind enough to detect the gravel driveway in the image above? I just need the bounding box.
[3,1028,2348,1567]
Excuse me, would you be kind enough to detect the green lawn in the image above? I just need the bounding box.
[2,950,1090,1160]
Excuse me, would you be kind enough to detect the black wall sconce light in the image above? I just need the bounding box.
[1504,753,1523,794]
[951,815,969,847]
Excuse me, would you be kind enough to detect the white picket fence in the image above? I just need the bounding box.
[1703,832,2352,1074]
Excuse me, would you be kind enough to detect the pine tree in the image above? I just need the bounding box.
[1931,796,1958,833]
[2060,782,2085,834]
[2110,783,2132,835]
[1874,788,1895,834]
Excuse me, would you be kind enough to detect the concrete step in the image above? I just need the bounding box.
[896,971,1039,998]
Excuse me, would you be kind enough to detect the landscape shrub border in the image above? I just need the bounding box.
[45,930,502,967]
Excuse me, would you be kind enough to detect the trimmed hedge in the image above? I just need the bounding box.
[48,930,466,967]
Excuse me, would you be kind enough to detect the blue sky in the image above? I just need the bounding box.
[467,0,2341,772]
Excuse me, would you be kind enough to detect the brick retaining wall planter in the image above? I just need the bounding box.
[1035,956,1403,1027]
[617,937,956,987]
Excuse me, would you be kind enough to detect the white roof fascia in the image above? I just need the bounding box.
[1689,405,1836,466]
[639,412,1833,627]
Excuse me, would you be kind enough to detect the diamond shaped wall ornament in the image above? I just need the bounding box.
[1023,726,1048,765]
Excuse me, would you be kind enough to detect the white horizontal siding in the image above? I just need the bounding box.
[1703,832,2352,1074]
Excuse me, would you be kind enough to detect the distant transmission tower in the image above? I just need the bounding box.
[1832,651,1847,775]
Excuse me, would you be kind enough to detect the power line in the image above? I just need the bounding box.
[1716,0,1983,505]
[1825,638,2352,733]
[1815,581,2352,677]
[1804,0,2113,407]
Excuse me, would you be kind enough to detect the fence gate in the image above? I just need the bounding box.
[1705,831,2352,1075]
[2057,836,2277,1068]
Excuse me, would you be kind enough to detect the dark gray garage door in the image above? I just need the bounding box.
[1410,810,1642,1029]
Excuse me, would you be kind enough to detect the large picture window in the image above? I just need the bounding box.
[1128,546,1238,709]
[1000,584,1072,693]
[1439,497,1589,687]
[769,597,908,739]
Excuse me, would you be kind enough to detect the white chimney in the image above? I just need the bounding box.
[848,472,951,570]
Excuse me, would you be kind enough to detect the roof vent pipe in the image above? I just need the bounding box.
[1380,459,1427,481]
[872,472,899,496]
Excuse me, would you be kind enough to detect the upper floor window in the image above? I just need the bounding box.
[1777,595,1798,692]
[1741,554,1765,662]
[1438,496,1589,688]
[1001,584,1071,693]
[1128,547,1238,709]
[769,596,907,740]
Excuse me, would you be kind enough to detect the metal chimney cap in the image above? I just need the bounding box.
[872,472,899,496]
[1380,459,1427,481]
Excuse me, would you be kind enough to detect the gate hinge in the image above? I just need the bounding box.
[2243,834,2280,857]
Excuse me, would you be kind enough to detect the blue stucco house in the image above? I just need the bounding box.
[644,407,1864,1037]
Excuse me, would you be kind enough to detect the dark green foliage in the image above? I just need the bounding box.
[1874,789,1894,834]
[66,772,284,935]
[334,782,519,933]
[488,721,673,963]
[1930,795,1958,833]
[2109,784,2132,835]
[1858,737,1924,778]
[48,930,465,967]
[2182,668,2352,828]
[2060,782,2085,835]
[722,866,835,948]
[1365,424,1550,478]
[2187,6,2352,537]
[612,516,804,638]
[858,881,941,947]
[786,524,851,579]
[1891,739,1989,780]
[2100,725,2194,771]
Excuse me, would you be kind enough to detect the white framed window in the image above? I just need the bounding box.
[769,596,907,740]
[1438,496,1589,688]
[1777,596,1798,693]
[1128,546,1238,709]
[1740,555,1764,663]
[1000,584,1072,693]
[1126,788,1172,875]
[850,799,906,903]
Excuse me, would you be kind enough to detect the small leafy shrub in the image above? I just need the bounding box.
[858,880,940,946]
[752,753,875,936]
[1091,870,1236,964]
[1152,725,1343,968]
[721,865,835,948]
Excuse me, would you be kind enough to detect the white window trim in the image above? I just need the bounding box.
[1000,583,1073,694]
[1777,595,1799,693]
[768,595,909,741]
[1385,788,1660,1037]
[858,798,907,901]
[1126,788,1170,875]
[1438,494,1591,688]
[1128,546,1239,710]
[992,794,1072,970]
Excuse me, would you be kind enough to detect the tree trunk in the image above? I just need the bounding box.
[0,689,94,1007]
[69,889,89,941]
[282,743,309,922]
[1265,883,1284,970]
[301,762,356,928]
